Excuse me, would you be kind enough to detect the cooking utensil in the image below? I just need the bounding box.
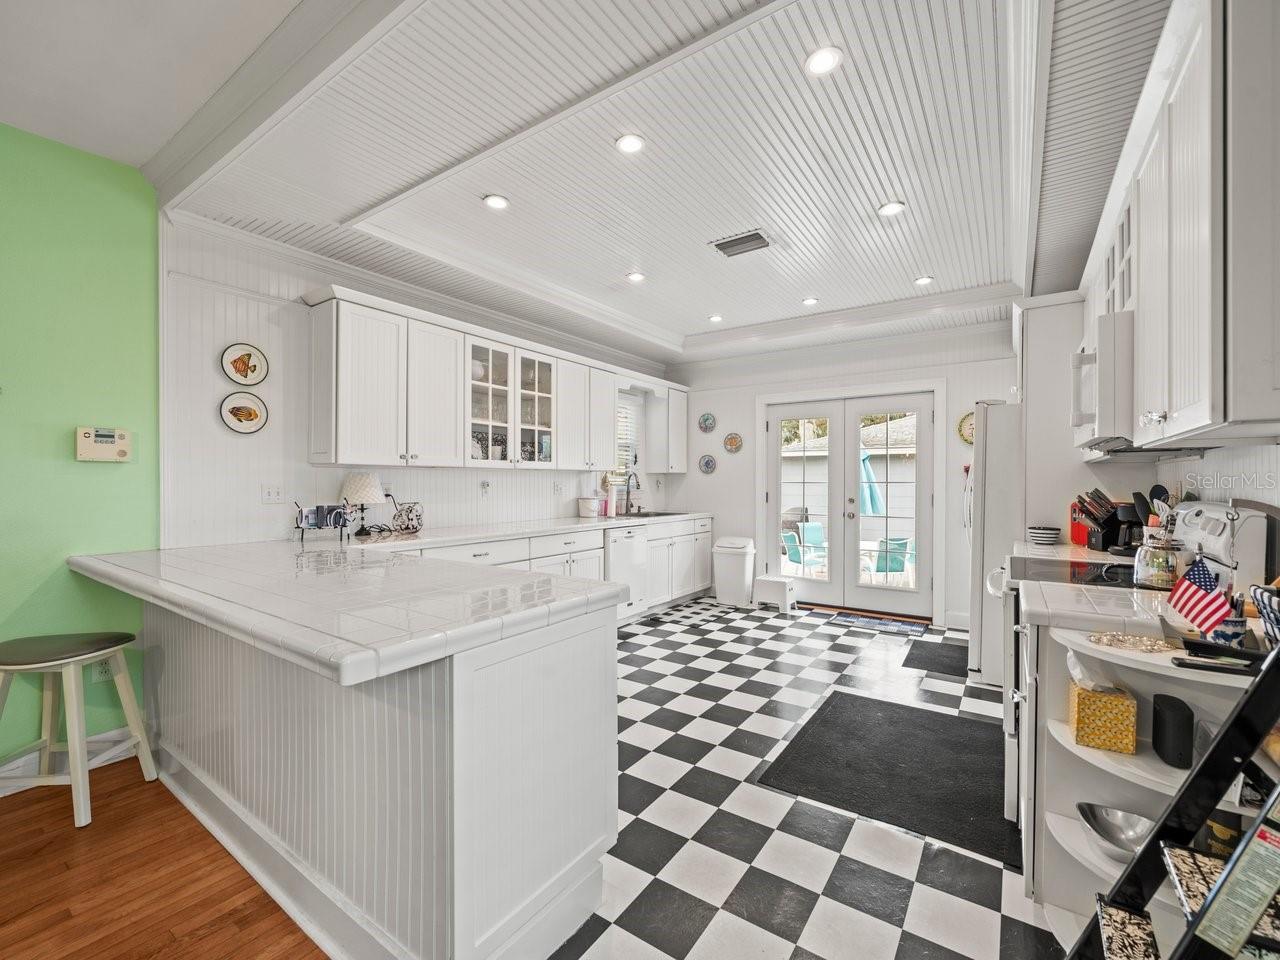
[1150,483,1170,504]
[1077,803,1155,862]
[1132,491,1153,524]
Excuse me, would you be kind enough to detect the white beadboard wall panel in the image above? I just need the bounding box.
[1030,0,1171,295]
[665,329,1018,626]
[161,217,666,549]
[1158,445,1280,511]
[143,604,451,960]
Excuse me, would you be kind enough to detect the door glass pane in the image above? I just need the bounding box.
[857,412,917,589]
[778,417,829,581]
[492,350,508,387]
[521,356,537,390]
[471,345,490,384]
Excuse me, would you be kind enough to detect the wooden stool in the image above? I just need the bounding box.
[0,632,156,827]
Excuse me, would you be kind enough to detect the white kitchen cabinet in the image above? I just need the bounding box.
[556,364,617,473]
[647,538,673,606]
[466,336,515,467]
[310,301,462,467]
[407,320,465,466]
[589,368,618,471]
[644,387,689,474]
[693,533,712,591]
[671,536,696,598]
[531,548,603,580]
[556,360,590,471]
[531,554,572,577]
[515,349,556,468]
[1090,0,1280,448]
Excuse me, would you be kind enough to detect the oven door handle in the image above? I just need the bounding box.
[985,566,1007,599]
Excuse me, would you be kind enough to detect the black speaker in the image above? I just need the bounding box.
[1153,694,1194,769]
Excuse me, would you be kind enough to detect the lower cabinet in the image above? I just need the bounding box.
[647,533,712,605]
[532,548,604,581]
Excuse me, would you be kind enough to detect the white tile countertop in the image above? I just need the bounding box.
[1012,540,1133,563]
[1017,578,1172,633]
[68,540,626,686]
[350,512,713,551]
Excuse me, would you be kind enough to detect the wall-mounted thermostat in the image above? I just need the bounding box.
[76,427,132,462]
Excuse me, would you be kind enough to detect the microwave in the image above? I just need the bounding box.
[1071,310,1134,451]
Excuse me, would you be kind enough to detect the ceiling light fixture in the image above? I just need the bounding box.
[914,275,934,286]
[708,315,723,323]
[626,272,645,283]
[615,134,645,154]
[877,200,907,217]
[482,194,509,210]
[805,47,843,76]
[802,297,819,306]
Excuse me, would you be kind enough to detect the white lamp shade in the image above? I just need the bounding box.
[340,472,385,506]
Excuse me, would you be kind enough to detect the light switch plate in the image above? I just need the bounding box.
[261,484,283,504]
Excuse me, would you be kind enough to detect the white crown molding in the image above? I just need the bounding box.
[143,0,427,208]
[165,210,671,377]
[1014,289,1084,310]
[679,282,1020,359]
[341,0,803,227]
[354,219,687,354]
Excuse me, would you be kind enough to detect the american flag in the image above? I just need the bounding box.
[1169,557,1233,633]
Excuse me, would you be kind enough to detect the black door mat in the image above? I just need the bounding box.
[758,690,1021,868]
[901,639,971,678]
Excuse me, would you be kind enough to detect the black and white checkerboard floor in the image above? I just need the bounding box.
[549,598,1065,960]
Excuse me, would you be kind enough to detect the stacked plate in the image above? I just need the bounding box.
[1027,525,1061,545]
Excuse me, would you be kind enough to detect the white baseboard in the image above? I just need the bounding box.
[491,861,602,960]
[157,745,404,960]
[0,728,136,799]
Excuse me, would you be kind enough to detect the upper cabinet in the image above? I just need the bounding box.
[306,287,686,471]
[1084,0,1280,448]
[310,301,462,467]
[645,387,689,474]
[557,362,618,472]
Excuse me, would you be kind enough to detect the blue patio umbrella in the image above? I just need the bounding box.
[859,450,886,515]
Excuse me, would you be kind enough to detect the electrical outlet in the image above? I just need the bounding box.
[90,660,113,684]
[553,482,564,495]
[261,484,283,504]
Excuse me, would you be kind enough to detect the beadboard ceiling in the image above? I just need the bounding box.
[1029,0,1171,295]
[176,0,1010,362]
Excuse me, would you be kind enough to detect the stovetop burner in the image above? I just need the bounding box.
[1007,557,1171,591]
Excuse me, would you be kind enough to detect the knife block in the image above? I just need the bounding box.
[1085,512,1123,552]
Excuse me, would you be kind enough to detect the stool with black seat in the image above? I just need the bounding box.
[0,632,156,827]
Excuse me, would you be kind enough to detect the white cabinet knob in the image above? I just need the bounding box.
[410,453,419,460]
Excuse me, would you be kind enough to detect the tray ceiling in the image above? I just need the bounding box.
[178,0,1010,361]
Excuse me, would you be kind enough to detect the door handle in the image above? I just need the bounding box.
[846,512,856,519]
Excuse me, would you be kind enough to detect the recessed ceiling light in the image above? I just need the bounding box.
[626,272,645,283]
[804,47,843,76]
[802,297,819,306]
[877,200,907,217]
[708,315,723,323]
[482,194,509,210]
[914,275,934,286]
[615,134,645,154]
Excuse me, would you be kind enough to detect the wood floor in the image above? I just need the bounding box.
[0,759,326,959]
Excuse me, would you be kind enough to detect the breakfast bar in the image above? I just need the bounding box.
[68,541,626,960]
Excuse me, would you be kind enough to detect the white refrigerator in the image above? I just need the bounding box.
[964,401,1024,686]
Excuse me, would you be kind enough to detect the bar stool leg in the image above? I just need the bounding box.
[39,672,59,776]
[61,664,91,828]
[109,651,156,781]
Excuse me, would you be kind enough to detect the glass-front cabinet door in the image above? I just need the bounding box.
[516,350,555,468]
[467,336,514,468]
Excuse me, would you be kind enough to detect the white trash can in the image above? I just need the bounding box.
[713,537,755,607]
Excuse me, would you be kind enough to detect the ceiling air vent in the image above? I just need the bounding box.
[711,230,770,257]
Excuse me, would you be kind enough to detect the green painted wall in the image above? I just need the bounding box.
[0,124,157,760]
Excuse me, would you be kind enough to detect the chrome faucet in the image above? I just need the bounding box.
[624,472,640,515]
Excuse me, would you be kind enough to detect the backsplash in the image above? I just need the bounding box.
[1157,444,1280,508]
[160,217,665,549]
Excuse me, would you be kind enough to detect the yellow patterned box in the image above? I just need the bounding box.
[1068,681,1137,754]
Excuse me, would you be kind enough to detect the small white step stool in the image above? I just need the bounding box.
[753,575,796,616]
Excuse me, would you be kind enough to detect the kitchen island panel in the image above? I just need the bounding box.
[145,603,450,960]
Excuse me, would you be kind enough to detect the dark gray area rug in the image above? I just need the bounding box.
[758,690,1021,867]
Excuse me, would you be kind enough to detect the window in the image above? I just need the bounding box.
[608,391,643,484]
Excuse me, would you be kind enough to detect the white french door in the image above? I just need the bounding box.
[766,392,934,618]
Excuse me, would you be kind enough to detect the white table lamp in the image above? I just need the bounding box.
[340,471,385,537]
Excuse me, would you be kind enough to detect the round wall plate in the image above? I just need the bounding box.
[957,411,976,445]
[698,454,717,474]
[698,412,717,433]
[220,392,268,434]
[723,432,743,454]
[221,343,268,386]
